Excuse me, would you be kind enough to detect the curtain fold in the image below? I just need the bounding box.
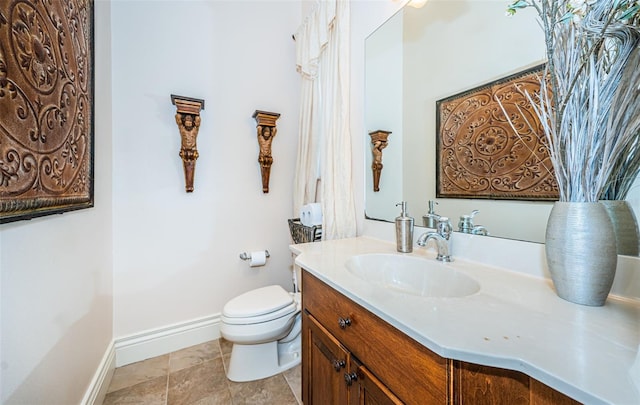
[294,0,356,240]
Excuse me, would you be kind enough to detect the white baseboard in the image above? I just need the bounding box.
[81,341,116,405]
[114,314,221,367]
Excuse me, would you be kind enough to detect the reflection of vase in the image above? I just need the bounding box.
[545,202,617,306]
[600,200,640,256]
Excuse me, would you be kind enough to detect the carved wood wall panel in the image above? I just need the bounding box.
[0,0,94,223]
[436,65,558,200]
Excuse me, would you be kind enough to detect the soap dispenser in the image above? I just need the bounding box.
[423,200,440,228]
[395,201,414,253]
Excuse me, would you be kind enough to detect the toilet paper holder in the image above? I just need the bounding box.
[239,250,270,261]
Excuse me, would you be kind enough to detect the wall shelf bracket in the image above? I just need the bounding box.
[171,95,205,192]
[253,110,281,193]
[369,130,391,192]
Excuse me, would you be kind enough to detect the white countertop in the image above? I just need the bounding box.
[291,236,640,405]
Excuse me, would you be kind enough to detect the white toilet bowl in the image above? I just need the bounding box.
[220,285,302,382]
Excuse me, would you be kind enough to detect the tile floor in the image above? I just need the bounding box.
[103,338,301,405]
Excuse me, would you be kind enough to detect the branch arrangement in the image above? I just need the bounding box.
[507,0,640,201]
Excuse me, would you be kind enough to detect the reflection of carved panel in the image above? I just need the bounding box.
[0,0,94,223]
[436,65,558,200]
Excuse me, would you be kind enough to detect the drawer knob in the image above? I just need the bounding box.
[338,317,352,329]
[332,359,346,372]
[344,372,358,386]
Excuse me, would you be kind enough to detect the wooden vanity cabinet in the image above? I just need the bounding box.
[303,311,403,405]
[303,312,350,404]
[302,270,581,405]
[303,271,447,404]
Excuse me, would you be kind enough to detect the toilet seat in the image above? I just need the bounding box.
[222,285,297,325]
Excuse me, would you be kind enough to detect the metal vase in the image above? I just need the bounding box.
[600,200,640,256]
[545,202,617,306]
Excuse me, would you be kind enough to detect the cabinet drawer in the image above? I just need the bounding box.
[303,271,448,404]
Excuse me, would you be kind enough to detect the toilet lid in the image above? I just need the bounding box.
[223,285,294,318]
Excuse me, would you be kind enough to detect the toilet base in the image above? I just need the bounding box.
[225,334,301,382]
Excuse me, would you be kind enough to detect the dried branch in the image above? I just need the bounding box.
[506,0,640,201]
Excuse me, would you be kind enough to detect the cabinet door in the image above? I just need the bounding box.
[452,361,581,405]
[350,358,404,405]
[303,312,350,405]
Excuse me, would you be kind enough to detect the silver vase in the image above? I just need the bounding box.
[545,202,617,306]
[600,200,640,256]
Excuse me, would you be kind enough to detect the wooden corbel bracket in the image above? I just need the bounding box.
[171,95,205,192]
[253,110,281,193]
[369,130,391,192]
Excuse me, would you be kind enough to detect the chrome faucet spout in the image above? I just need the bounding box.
[417,217,453,262]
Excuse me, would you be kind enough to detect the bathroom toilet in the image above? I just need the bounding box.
[220,285,302,382]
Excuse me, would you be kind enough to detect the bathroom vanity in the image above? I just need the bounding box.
[292,237,640,405]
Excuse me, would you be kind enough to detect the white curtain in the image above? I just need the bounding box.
[294,0,356,240]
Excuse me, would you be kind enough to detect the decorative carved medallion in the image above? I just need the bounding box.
[436,65,558,200]
[0,0,94,223]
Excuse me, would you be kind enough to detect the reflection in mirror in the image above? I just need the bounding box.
[364,0,640,250]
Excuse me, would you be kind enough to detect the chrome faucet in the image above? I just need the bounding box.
[458,210,489,236]
[417,217,453,262]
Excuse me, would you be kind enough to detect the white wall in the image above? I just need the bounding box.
[0,1,114,403]
[111,1,301,339]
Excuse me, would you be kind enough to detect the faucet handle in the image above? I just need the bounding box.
[428,200,438,214]
[436,217,452,239]
[461,210,479,220]
[458,210,479,232]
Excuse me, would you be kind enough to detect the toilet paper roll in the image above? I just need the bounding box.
[300,204,312,227]
[299,206,307,225]
[249,251,267,267]
[308,203,322,226]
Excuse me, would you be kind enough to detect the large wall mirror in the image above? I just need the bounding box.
[364,0,640,251]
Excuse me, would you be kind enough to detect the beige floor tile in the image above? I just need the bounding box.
[222,352,231,376]
[167,357,231,405]
[228,374,298,405]
[283,364,302,404]
[170,340,222,373]
[103,375,168,405]
[107,355,170,393]
[104,338,302,405]
[219,337,233,356]
[219,338,233,375]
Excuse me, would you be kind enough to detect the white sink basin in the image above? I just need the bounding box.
[345,254,480,298]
